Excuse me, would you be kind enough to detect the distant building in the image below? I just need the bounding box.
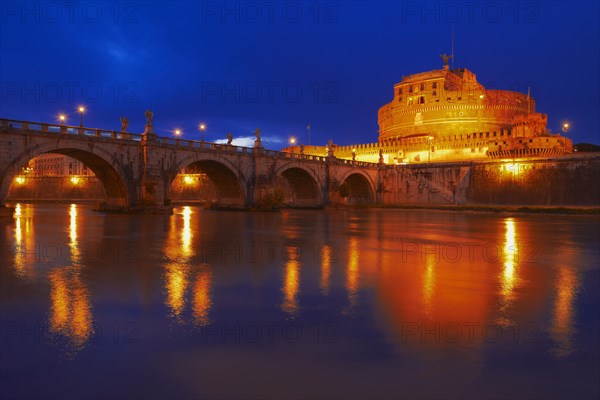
[28,154,95,176]
[285,59,573,164]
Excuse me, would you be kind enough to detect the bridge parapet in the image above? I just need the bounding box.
[0,118,142,141]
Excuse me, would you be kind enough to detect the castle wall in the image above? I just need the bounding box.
[379,155,600,206]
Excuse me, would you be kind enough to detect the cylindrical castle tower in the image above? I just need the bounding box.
[377,65,543,143]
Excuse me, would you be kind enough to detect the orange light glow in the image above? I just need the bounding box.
[282,246,300,315]
[49,268,94,351]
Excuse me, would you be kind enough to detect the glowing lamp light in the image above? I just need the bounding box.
[77,106,86,127]
[59,114,66,124]
[175,129,181,136]
[70,176,80,185]
[479,94,485,99]
[15,176,25,184]
[184,176,194,185]
[290,137,296,145]
[199,123,207,141]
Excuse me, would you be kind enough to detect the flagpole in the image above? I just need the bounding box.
[307,124,311,145]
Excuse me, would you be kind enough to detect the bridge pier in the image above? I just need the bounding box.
[137,124,172,213]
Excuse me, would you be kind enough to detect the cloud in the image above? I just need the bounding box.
[214,135,284,148]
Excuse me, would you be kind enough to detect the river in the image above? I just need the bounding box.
[1,204,598,399]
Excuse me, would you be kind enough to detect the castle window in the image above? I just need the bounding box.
[398,96,403,102]
[486,132,490,137]
[432,82,437,89]
[418,96,425,104]
[420,83,425,91]
[398,88,403,95]
[519,140,523,143]
[409,85,413,93]
[433,90,437,96]
[493,132,497,137]
[529,139,533,143]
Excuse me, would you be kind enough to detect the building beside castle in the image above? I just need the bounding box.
[286,57,573,164]
[26,154,95,176]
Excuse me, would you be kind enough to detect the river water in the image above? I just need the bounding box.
[1,204,598,399]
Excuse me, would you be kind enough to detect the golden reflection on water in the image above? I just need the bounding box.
[422,255,436,318]
[47,204,94,352]
[193,270,212,326]
[164,206,213,325]
[501,218,518,303]
[166,264,190,318]
[13,204,35,278]
[69,204,81,263]
[181,206,192,256]
[346,237,359,306]
[551,265,579,357]
[320,244,332,295]
[49,268,93,350]
[281,245,300,315]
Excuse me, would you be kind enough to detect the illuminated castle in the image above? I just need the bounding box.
[287,56,573,164]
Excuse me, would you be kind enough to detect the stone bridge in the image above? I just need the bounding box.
[0,119,382,212]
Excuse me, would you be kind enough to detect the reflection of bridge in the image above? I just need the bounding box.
[0,119,381,211]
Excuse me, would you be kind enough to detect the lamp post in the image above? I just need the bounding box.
[175,129,181,136]
[427,136,434,163]
[289,137,296,154]
[199,123,206,141]
[562,122,570,134]
[59,114,66,125]
[78,106,85,127]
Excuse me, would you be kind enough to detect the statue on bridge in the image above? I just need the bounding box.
[226,132,233,145]
[120,116,129,132]
[300,144,304,154]
[254,128,262,148]
[144,110,154,126]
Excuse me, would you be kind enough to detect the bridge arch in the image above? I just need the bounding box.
[172,154,247,207]
[338,169,376,204]
[1,144,131,209]
[275,163,322,207]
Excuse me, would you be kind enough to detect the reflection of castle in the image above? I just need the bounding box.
[287,59,572,164]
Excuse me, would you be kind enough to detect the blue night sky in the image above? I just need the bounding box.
[1,1,598,148]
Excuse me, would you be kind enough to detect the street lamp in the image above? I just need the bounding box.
[199,123,206,141]
[78,106,85,127]
[289,137,296,155]
[175,129,181,136]
[352,148,356,161]
[427,136,434,163]
[59,114,66,125]
[562,122,570,134]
